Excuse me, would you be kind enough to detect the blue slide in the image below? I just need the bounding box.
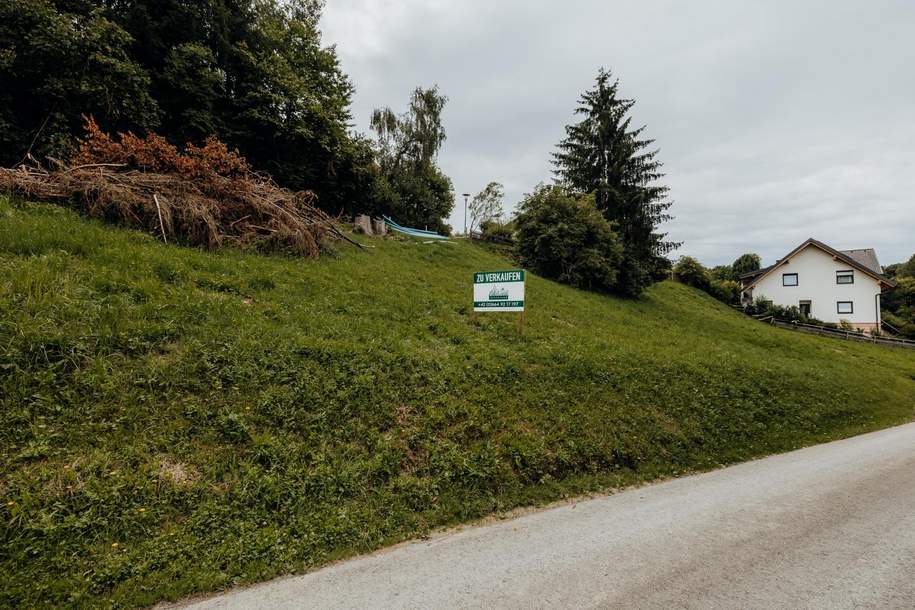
[382,216,450,240]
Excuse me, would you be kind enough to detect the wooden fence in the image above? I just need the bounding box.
[755,316,915,350]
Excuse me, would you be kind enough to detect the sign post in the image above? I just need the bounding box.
[473,269,525,334]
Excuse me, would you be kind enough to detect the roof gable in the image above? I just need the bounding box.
[742,238,895,290]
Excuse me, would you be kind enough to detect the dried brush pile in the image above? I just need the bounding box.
[0,118,352,257]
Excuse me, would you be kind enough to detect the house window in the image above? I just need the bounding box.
[837,301,854,315]
[836,270,854,284]
[782,273,798,286]
[799,300,811,317]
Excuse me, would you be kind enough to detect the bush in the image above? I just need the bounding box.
[673,257,741,306]
[748,296,828,326]
[883,311,915,339]
[708,279,741,305]
[672,256,710,290]
[479,219,515,243]
[710,265,735,282]
[514,185,623,292]
[882,276,915,338]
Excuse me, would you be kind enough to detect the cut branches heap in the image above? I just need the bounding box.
[0,117,348,257]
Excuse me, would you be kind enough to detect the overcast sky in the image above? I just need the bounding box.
[322,0,915,266]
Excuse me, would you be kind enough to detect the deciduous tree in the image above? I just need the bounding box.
[370,86,454,231]
[731,253,762,278]
[469,181,504,234]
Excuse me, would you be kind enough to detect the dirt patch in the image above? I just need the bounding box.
[157,456,199,487]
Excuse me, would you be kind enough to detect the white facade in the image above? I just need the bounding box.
[745,244,885,328]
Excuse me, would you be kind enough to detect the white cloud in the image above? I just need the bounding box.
[322,0,915,265]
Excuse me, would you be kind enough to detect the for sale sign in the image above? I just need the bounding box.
[473,269,525,312]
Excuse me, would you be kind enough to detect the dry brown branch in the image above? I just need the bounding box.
[0,118,344,257]
[153,194,167,244]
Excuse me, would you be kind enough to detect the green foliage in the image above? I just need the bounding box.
[469,181,504,235]
[748,296,826,326]
[384,163,454,234]
[0,0,388,216]
[372,86,448,169]
[882,275,915,339]
[706,253,761,283]
[673,256,710,290]
[731,253,762,278]
[370,86,454,231]
[708,279,741,305]
[479,219,515,244]
[710,265,735,282]
[514,185,623,292]
[1,198,914,607]
[883,310,915,339]
[553,68,679,296]
[673,257,743,305]
[898,255,915,279]
[0,0,159,161]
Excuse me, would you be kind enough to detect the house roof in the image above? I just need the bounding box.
[839,248,883,274]
[739,265,772,281]
[740,238,896,291]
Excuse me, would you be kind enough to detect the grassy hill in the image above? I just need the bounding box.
[2,197,914,608]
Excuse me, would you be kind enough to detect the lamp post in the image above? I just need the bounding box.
[462,193,471,236]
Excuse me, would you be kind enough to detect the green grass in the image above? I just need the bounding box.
[2,197,914,608]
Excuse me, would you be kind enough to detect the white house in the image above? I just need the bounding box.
[739,238,895,330]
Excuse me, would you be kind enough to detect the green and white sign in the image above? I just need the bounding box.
[473,269,525,312]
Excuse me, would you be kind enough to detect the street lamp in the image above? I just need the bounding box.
[462,193,471,236]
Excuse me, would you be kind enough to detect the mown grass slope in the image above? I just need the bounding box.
[2,198,914,608]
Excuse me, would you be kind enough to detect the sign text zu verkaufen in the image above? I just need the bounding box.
[473,269,525,312]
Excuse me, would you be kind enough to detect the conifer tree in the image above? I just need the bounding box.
[554,68,679,296]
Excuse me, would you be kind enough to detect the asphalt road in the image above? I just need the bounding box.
[178,422,915,610]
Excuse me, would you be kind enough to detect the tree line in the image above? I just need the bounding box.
[0,0,453,230]
[2,1,677,296]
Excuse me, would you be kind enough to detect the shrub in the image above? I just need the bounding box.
[479,219,514,244]
[673,258,742,306]
[708,279,741,305]
[514,185,623,292]
[748,296,829,325]
[883,311,915,339]
[882,276,915,338]
[710,265,735,282]
[672,256,710,290]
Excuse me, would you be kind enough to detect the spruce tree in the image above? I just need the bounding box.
[553,68,679,296]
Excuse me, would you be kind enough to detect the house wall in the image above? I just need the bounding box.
[751,245,882,327]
